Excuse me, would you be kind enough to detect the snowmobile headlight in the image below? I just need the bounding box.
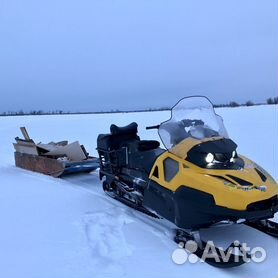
[205,153,214,163]
[229,151,237,162]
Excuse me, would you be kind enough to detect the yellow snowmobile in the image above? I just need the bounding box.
[97,96,278,267]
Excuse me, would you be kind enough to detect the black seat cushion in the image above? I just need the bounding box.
[138,140,160,151]
[110,122,138,136]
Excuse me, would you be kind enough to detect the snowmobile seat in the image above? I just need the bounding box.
[109,123,140,150]
[98,123,160,153]
[138,140,160,151]
[97,123,139,152]
[109,123,160,151]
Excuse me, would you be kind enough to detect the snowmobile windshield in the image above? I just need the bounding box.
[158,96,229,150]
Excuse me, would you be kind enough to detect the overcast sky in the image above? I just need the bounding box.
[0,0,277,112]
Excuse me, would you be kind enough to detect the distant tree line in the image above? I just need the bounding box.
[212,97,277,108]
[266,97,278,105]
[0,97,277,116]
[0,110,66,116]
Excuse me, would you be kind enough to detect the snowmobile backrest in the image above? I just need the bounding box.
[110,122,139,136]
[107,122,140,150]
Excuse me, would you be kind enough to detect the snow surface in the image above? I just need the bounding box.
[0,105,277,278]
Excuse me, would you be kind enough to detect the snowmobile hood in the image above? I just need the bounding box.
[149,151,278,211]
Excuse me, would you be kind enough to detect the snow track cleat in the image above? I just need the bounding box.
[174,230,250,268]
[245,219,278,238]
[102,180,160,219]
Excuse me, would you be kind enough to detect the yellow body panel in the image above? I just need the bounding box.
[150,150,278,211]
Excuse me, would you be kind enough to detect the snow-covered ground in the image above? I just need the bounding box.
[0,105,277,278]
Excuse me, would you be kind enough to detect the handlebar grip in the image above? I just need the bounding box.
[146,125,160,130]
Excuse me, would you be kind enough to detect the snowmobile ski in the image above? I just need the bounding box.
[245,219,278,238]
[174,229,250,268]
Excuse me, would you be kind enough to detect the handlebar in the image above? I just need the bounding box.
[146,125,160,130]
[146,119,204,130]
